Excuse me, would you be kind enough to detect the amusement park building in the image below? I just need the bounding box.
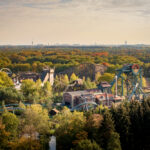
[63,89,123,109]
[13,68,55,88]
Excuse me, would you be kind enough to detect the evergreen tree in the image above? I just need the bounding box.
[107,131,122,150]
[85,113,103,140]
[74,139,102,150]
[70,73,78,83]
[83,77,97,89]
[99,110,115,148]
[96,110,121,150]
[140,99,150,150]
[111,103,130,150]
[63,74,69,85]
[129,100,142,150]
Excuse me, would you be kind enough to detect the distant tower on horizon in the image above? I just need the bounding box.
[32,41,34,46]
[125,40,127,45]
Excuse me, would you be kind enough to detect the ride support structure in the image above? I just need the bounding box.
[109,64,146,101]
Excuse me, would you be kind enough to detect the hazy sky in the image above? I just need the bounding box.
[0,0,150,45]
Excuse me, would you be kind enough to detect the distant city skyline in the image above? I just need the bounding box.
[0,0,150,45]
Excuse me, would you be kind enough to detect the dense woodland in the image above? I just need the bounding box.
[0,96,150,150]
[0,46,150,150]
[0,46,150,76]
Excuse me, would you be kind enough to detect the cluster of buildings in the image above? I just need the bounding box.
[13,68,54,89]
[10,65,123,109]
[63,81,124,109]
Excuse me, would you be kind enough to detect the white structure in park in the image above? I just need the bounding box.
[49,136,56,150]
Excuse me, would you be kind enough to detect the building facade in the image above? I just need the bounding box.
[63,89,123,109]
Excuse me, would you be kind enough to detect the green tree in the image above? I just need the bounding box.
[21,79,41,103]
[107,131,122,150]
[0,56,11,68]
[111,103,130,150]
[128,100,148,150]
[98,73,115,83]
[107,64,122,74]
[42,81,52,98]
[53,75,65,92]
[19,101,26,110]
[53,74,69,93]
[53,107,86,150]
[16,101,26,115]
[12,63,31,72]
[86,114,103,140]
[96,110,121,150]
[95,72,101,84]
[9,54,26,63]
[0,119,10,150]
[0,87,24,104]
[11,137,42,150]
[53,75,60,91]
[74,139,102,150]
[141,99,150,150]
[42,81,53,108]
[21,79,36,97]
[83,77,97,89]
[35,79,42,91]
[21,104,51,136]
[2,112,19,139]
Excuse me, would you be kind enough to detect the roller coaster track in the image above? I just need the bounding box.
[0,68,12,75]
[0,103,31,113]
[71,101,97,111]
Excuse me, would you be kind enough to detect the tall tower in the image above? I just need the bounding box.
[49,68,55,86]
[41,68,55,86]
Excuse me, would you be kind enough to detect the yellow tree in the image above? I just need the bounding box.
[0,72,13,88]
[21,104,51,136]
[63,74,69,85]
[0,119,10,150]
[142,77,147,87]
[21,79,41,103]
[98,73,115,83]
[70,73,78,83]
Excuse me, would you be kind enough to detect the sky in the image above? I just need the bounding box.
[0,0,150,45]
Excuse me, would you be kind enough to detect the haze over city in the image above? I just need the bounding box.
[0,0,150,45]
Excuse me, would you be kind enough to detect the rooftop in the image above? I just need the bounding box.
[64,89,102,97]
[98,81,111,88]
